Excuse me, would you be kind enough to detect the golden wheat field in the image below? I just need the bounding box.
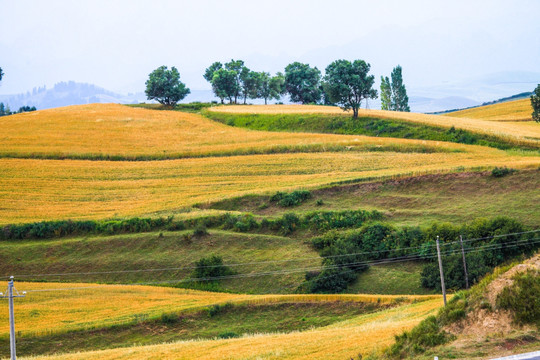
[0,103,474,159]
[209,104,540,147]
[448,98,533,121]
[1,103,540,223]
[22,297,443,360]
[2,148,539,224]
[0,281,438,338]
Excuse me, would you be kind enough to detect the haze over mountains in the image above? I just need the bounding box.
[1,69,538,113]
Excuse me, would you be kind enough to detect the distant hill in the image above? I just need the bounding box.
[0,81,146,110]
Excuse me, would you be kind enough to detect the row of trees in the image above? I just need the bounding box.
[0,104,37,116]
[203,60,285,105]
[145,61,410,118]
[202,60,410,118]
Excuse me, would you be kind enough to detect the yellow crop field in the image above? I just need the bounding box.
[0,281,438,338]
[1,148,539,224]
[448,98,533,121]
[0,103,470,159]
[0,282,251,336]
[209,104,540,148]
[23,297,443,360]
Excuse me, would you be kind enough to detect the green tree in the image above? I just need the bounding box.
[390,65,410,112]
[257,72,285,104]
[225,59,246,104]
[239,68,259,104]
[284,62,322,104]
[145,66,190,107]
[212,68,238,104]
[323,59,377,118]
[380,76,392,110]
[531,84,540,122]
[0,67,3,82]
[204,62,226,103]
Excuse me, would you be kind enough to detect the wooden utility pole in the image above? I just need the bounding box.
[436,236,447,306]
[459,235,469,289]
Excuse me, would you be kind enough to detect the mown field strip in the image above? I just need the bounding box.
[0,103,473,159]
[209,105,540,147]
[21,298,443,360]
[0,282,438,338]
[1,150,539,224]
[448,98,533,121]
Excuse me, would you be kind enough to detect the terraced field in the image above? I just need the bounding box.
[1,104,539,224]
[5,281,441,360]
[1,102,538,360]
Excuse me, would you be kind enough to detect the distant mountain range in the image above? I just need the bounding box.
[0,81,146,110]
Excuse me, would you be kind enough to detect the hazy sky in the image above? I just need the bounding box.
[1,0,539,97]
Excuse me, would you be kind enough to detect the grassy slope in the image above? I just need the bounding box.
[349,262,434,295]
[448,98,533,121]
[204,111,525,150]
[208,105,540,148]
[5,301,388,358]
[0,230,319,293]
[20,297,444,360]
[204,170,540,227]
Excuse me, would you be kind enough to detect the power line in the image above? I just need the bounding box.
[8,229,538,280]
[22,236,540,291]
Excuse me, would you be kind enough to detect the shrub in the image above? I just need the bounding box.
[270,190,311,207]
[160,312,179,325]
[207,302,233,317]
[193,223,209,237]
[497,270,540,326]
[386,316,449,358]
[491,166,516,178]
[316,199,324,206]
[192,255,233,283]
[218,331,239,339]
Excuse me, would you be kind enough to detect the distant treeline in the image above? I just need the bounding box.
[0,103,36,116]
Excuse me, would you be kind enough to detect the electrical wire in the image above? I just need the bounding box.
[8,228,538,279]
[21,236,540,292]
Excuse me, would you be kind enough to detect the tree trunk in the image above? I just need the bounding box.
[265,98,268,105]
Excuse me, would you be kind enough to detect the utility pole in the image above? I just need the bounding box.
[1,276,26,360]
[459,235,469,289]
[435,236,447,306]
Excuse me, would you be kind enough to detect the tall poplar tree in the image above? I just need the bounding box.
[380,76,392,110]
[390,65,410,112]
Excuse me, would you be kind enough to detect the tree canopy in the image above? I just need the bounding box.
[532,84,540,122]
[145,66,190,107]
[284,62,322,104]
[323,59,377,118]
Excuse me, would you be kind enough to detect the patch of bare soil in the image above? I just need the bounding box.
[447,254,540,341]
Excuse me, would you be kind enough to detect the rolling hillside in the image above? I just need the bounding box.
[1,104,539,224]
[1,102,538,360]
